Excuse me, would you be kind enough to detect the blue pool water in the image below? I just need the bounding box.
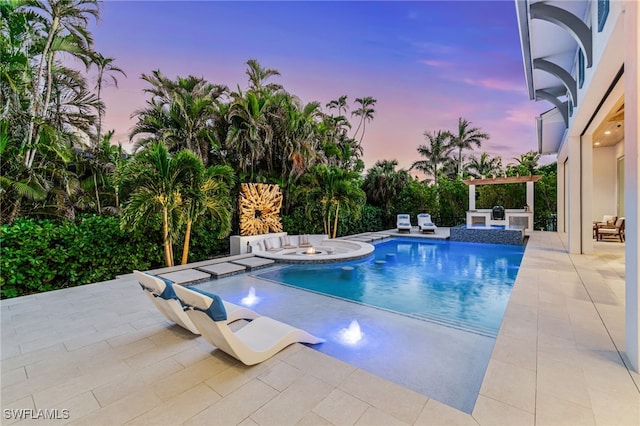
[256,238,525,336]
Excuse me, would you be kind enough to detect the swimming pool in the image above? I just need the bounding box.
[256,237,525,336]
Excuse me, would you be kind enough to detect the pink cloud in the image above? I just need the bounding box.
[461,77,526,93]
[419,59,453,68]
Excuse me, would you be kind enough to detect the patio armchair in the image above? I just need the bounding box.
[597,217,625,242]
[173,284,324,365]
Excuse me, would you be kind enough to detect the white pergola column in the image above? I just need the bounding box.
[624,0,639,373]
[469,184,476,210]
[526,181,534,210]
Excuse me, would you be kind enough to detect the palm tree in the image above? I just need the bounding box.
[180,164,235,264]
[119,143,201,267]
[362,160,411,213]
[507,151,540,176]
[351,96,376,144]
[466,152,503,178]
[226,89,273,179]
[326,95,348,116]
[297,165,365,238]
[24,0,99,169]
[90,52,126,145]
[245,58,282,93]
[130,70,226,165]
[410,130,454,184]
[450,117,490,178]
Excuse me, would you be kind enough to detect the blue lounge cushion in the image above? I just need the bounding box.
[187,287,228,322]
[149,275,178,300]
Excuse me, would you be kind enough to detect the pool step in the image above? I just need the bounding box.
[196,262,247,278]
[158,269,211,285]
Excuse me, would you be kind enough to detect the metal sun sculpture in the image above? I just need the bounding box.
[239,183,283,236]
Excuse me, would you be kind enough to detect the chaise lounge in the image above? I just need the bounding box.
[397,214,412,232]
[417,213,438,233]
[133,270,259,334]
[173,284,324,365]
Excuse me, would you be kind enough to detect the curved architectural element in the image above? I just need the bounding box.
[533,58,578,106]
[251,235,375,263]
[530,2,593,67]
[535,90,569,126]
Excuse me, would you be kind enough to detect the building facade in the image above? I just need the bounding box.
[515,0,639,371]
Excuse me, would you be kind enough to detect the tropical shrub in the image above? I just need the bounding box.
[337,204,384,235]
[0,216,164,299]
[436,177,467,226]
[390,179,438,227]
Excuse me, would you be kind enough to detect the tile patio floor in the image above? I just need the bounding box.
[1,231,639,425]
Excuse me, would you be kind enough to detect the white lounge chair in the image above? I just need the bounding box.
[173,284,325,365]
[133,270,259,334]
[417,213,438,233]
[397,214,412,232]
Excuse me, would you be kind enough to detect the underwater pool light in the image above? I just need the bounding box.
[241,286,261,307]
[338,320,363,345]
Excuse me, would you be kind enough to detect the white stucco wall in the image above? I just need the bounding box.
[592,145,617,221]
[624,0,639,373]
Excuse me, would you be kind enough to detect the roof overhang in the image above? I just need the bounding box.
[536,107,567,155]
[515,0,591,153]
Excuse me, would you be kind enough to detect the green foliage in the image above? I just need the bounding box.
[534,162,557,230]
[337,204,384,235]
[283,204,383,237]
[0,215,164,299]
[282,206,325,235]
[476,184,526,209]
[436,177,468,226]
[390,179,437,227]
[180,218,231,263]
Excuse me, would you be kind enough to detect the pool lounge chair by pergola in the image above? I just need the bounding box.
[173,284,325,365]
[417,213,438,233]
[133,270,259,334]
[397,214,412,232]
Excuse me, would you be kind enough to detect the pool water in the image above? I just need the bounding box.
[256,237,525,336]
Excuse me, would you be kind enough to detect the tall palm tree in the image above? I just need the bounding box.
[180,164,234,264]
[326,95,348,116]
[24,0,99,169]
[351,96,376,144]
[410,130,453,184]
[226,89,273,179]
[119,143,200,267]
[90,52,126,145]
[450,117,489,178]
[466,152,503,179]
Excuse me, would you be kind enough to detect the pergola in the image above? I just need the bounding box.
[462,175,543,211]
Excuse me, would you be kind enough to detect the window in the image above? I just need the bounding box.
[598,0,609,32]
[578,49,585,89]
[568,99,573,117]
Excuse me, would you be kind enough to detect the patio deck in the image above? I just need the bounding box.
[1,231,638,425]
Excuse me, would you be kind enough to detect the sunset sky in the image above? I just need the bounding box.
[89,0,553,173]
